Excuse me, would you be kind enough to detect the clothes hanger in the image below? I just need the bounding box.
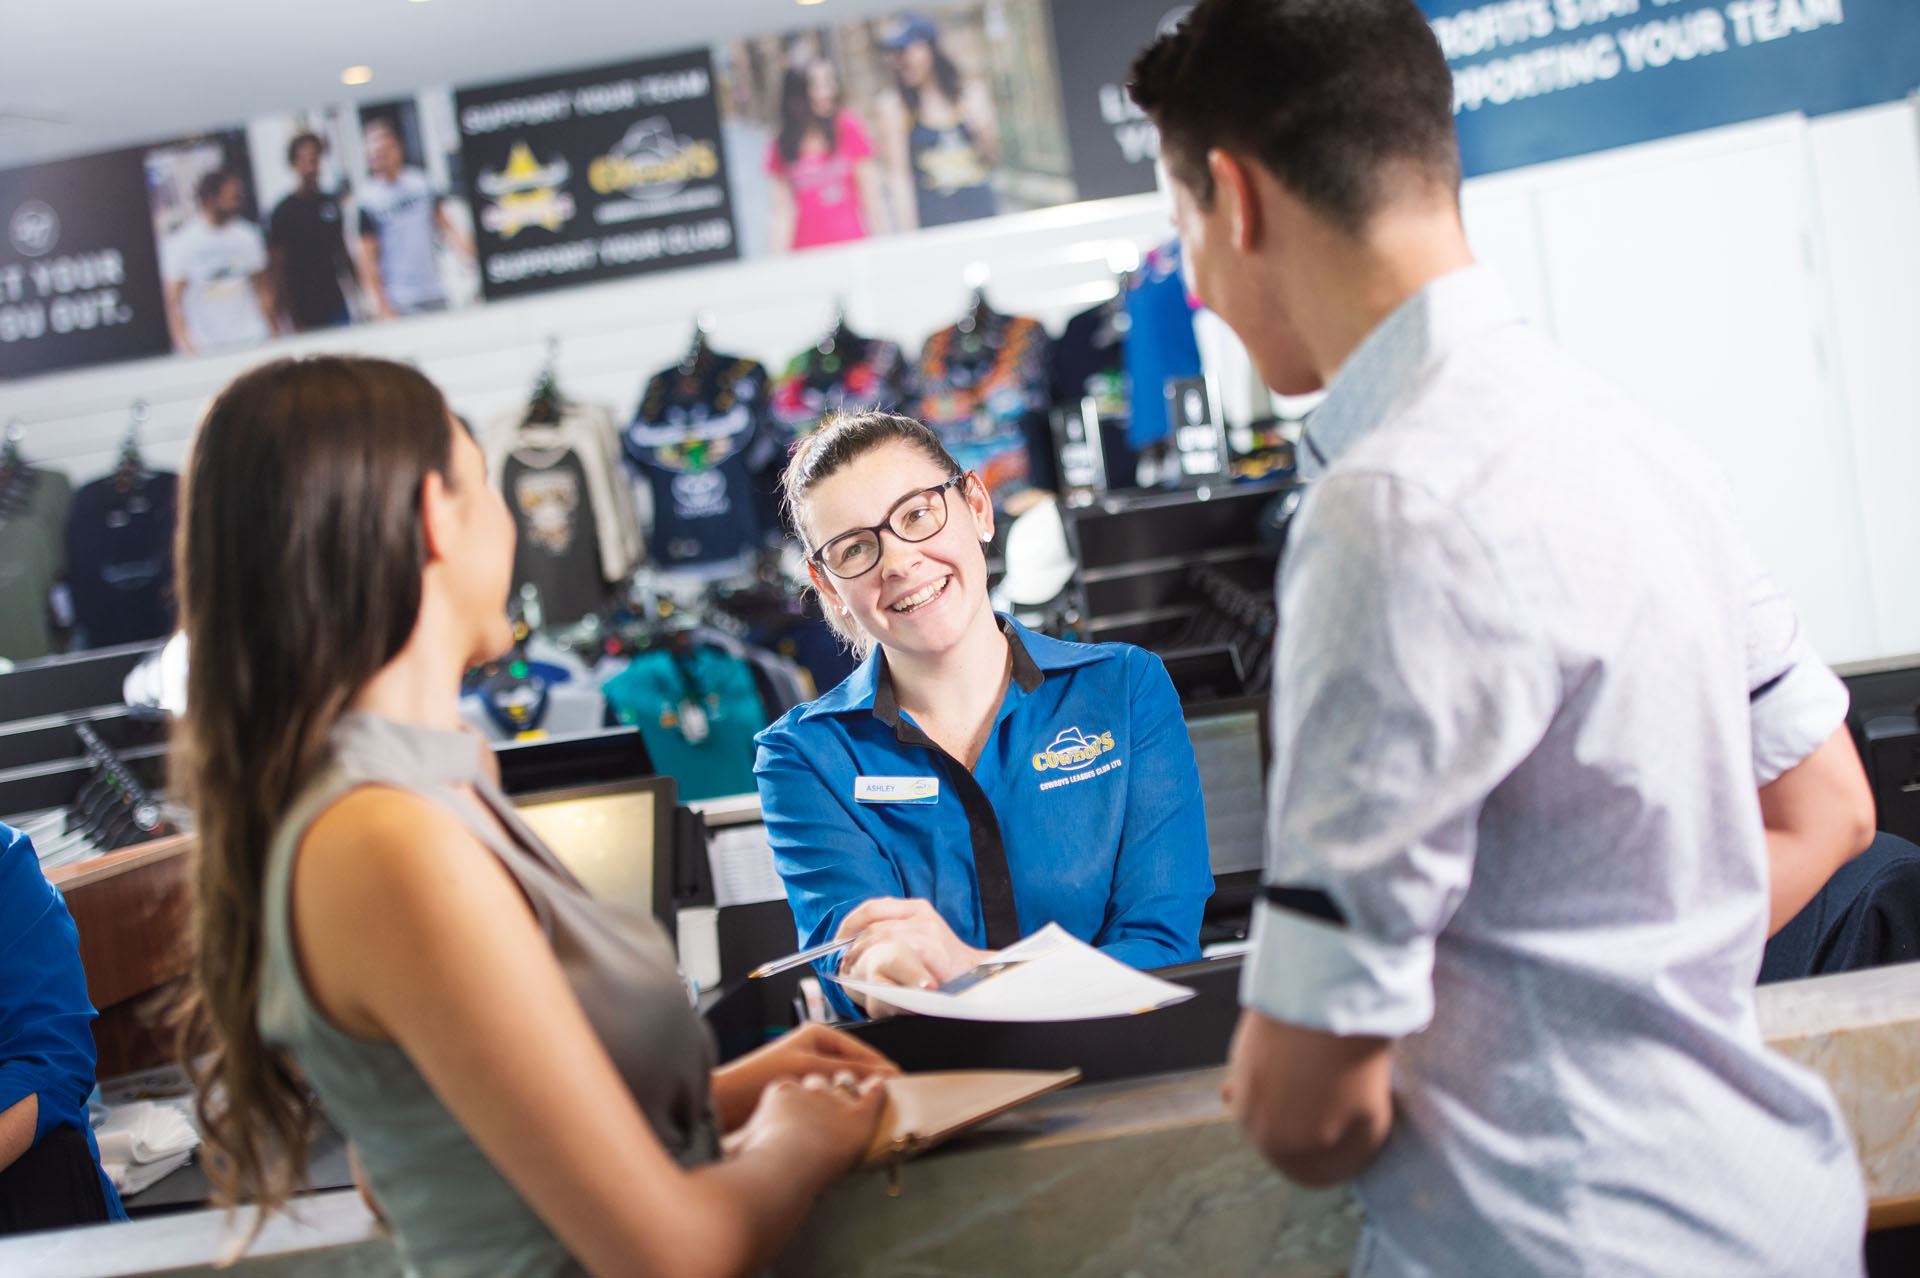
[679,311,715,376]
[113,400,149,492]
[0,420,35,521]
[526,335,563,425]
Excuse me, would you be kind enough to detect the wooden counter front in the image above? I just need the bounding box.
[48,834,195,1078]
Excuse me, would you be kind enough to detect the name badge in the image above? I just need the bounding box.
[854,776,940,805]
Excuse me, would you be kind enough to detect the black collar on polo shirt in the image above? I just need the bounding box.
[864,615,1039,950]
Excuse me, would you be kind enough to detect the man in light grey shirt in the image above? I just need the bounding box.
[1132,2,1875,1273]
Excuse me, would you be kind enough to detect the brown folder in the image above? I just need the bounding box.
[861,1068,1082,1168]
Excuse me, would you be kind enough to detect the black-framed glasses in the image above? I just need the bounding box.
[810,473,971,580]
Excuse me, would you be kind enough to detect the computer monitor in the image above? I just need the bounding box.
[512,776,678,938]
[1184,695,1269,882]
[496,727,655,798]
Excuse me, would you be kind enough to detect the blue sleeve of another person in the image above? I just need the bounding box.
[1097,650,1212,968]
[754,729,905,1019]
[0,821,126,1218]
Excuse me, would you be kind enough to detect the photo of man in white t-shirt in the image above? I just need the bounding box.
[356,116,474,318]
[160,169,280,354]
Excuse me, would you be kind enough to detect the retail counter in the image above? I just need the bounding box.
[5,962,1919,1278]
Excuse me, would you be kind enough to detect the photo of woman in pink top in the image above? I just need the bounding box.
[766,58,888,252]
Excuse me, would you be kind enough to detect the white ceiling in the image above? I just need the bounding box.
[0,0,911,170]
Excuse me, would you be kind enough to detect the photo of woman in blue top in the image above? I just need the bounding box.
[754,411,1213,1019]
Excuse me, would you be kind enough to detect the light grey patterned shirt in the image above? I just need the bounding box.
[1242,266,1864,1276]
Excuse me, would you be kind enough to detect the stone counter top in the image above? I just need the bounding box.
[9,962,1919,1277]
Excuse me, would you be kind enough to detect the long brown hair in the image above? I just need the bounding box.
[173,356,454,1212]
[780,410,965,657]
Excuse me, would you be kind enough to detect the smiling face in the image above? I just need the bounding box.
[797,440,993,662]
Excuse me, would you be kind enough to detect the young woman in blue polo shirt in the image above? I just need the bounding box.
[755,411,1213,1018]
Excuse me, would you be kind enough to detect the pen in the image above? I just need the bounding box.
[749,934,859,980]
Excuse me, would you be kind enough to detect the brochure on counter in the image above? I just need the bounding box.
[829,923,1195,1022]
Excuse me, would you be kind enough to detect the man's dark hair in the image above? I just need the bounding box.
[286,132,325,166]
[1129,0,1461,233]
[194,168,237,207]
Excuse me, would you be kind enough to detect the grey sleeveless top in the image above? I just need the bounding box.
[258,713,719,1277]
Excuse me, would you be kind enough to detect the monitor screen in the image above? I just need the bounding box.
[1186,705,1267,877]
[496,728,654,798]
[512,776,677,934]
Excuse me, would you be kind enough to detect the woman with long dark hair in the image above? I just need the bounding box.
[175,356,894,1276]
[873,15,1000,231]
[768,57,887,250]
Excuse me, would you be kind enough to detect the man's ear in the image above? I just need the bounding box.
[420,470,456,564]
[1208,149,1263,254]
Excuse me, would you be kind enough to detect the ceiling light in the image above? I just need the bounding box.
[341,66,373,86]
[797,0,827,6]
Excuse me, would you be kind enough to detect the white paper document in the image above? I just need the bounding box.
[830,923,1196,1021]
[706,823,787,908]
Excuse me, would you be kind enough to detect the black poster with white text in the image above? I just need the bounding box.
[1048,0,1190,202]
[0,149,172,380]
[455,48,737,301]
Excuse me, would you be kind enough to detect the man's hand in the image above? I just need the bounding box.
[1226,1009,1394,1188]
[834,898,990,1018]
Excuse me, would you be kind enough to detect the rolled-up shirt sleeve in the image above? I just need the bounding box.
[1744,569,1848,786]
[1241,472,1559,1038]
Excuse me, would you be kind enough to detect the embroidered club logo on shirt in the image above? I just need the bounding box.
[854,776,940,804]
[1032,726,1116,773]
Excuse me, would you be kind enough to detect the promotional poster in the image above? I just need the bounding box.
[715,3,1075,258]
[0,148,172,380]
[1421,0,1920,176]
[455,48,737,300]
[1047,0,1190,202]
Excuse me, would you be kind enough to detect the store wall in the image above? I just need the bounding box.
[3,103,1917,667]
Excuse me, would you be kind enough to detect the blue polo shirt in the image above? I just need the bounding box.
[0,822,126,1220]
[754,616,1212,1018]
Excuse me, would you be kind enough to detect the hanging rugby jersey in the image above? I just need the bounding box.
[769,331,912,537]
[913,311,1056,505]
[65,470,178,650]
[501,447,608,627]
[623,350,778,568]
[770,332,912,439]
[1124,241,1205,451]
[484,401,642,587]
[0,468,72,662]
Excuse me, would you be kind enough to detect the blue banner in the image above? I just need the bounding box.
[1420,0,1920,176]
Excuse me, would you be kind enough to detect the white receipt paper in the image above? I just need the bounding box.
[830,923,1196,1021]
[706,824,788,908]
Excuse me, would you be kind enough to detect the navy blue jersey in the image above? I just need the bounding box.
[623,352,777,567]
[65,471,177,650]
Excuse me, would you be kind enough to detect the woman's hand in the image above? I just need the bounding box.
[834,898,992,1018]
[711,1023,898,1132]
[724,1072,889,1179]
